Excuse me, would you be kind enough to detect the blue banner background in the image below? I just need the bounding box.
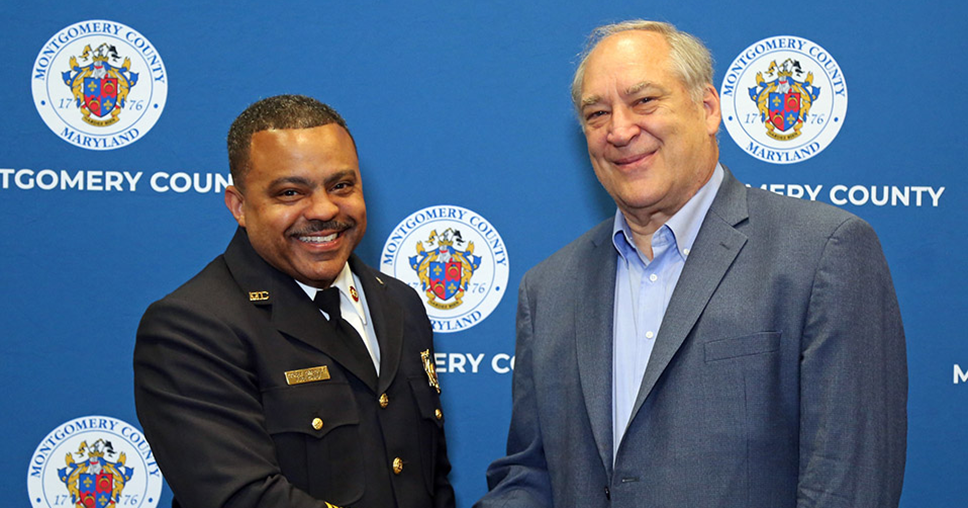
[3,1,965,506]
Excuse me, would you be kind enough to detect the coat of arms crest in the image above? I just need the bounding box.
[748,58,821,141]
[61,43,139,127]
[409,228,482,310]
[57,439,134,508]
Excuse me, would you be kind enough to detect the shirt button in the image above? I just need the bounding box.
[435,409,443,420]
[379,393,389,408]
[311,418,324,430]
[646,331,654,339]
[392,457,404,474]
[649,274,658,282]
[683,248,691,256]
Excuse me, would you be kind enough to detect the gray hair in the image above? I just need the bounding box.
[571,20,714,111]
[227,94,353,190]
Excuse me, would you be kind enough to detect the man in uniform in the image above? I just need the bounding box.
[135,94,455,508]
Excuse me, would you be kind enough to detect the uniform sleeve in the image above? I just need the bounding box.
[475,275,554,508]
[797,217,907,507]
[133,297,335,508]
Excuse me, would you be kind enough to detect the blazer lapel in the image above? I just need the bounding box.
[224,229,379,392]
[627,170,750,424]
[574,221,618,479]
[351,257,403,395]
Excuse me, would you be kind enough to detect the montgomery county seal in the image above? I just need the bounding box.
[720,35,847,164]
[27,415,163,508]
[31,20,168,150]
[381,205,509,333]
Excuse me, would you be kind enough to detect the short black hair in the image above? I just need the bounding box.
[226,94,353,190]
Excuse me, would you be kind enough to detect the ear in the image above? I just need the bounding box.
[701,84,722,136]
[224,185,246,227]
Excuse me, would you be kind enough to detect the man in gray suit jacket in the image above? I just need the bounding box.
[476,20,906,508]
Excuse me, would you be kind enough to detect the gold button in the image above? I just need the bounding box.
[312,418,324,430]
[379,393,389,409]
[392,457,404,474]
[435,409,443,420]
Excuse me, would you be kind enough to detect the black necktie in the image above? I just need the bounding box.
[314,287,377,388]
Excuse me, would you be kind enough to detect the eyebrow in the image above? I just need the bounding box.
[626,81,659,95]
[580,81,663,108]
[268,175,313,189]
[266,169,358,190]
[580,95,603,108]
[323,169,359,186]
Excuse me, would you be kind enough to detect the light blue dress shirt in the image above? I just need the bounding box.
[611,163,724,459]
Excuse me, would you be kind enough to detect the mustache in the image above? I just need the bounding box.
[288,219,356,237]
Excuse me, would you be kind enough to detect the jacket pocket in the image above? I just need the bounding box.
[409,377,444,429]
[704,332,781,362]
[261,382,364,505]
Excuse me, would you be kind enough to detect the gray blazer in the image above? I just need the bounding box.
[477,168,906,508]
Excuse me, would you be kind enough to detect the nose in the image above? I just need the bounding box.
[304,190,340,221]
[605,106,640,147]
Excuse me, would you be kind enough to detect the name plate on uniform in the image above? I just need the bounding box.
[284,365,331,385]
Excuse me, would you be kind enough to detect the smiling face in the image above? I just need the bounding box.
[224,123,366,288]
[579,30,721,230]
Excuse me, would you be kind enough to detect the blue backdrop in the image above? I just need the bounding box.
[3,1,965,507]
